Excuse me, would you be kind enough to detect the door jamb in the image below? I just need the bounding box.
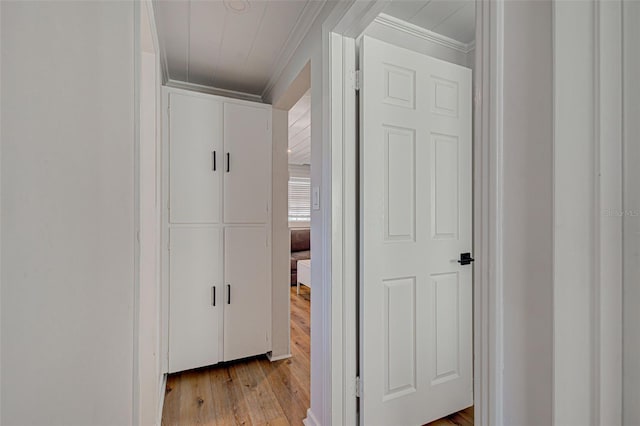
[322,1,506,425]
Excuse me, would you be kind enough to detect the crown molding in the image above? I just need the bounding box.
[467,39,476,52]
[374,13,475,54]
[166,79,264,103]
[261,0,326,100]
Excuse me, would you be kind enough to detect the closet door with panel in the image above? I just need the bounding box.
[164,87,272,373]
[223,226,269,361]
[223,103,271,224]
[169,92,222,224]
[168,226,223,373]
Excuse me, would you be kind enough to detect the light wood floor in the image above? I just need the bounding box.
[162,285,473,426]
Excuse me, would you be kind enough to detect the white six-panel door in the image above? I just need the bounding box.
[223,103,271,224]
[169,227,223,373]
[169,92,222,224]
[360,36,473,426]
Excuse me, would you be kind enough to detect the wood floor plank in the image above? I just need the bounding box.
[286,350,310,402]
[265,417,289,426]
[448,411,474,426]
[177,372,196,424]
[178,369,217,425]
[453,406,474,425]
[426,419,458,426]
[224,365,254,426]
[233,359,287,425]
[289,320,310,357]
[162,373,183,426]
[424,406,475,426]
[207,366,236,426]
[258,357,309,425]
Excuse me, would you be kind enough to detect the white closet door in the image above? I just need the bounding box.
[223,103,271,224]
[169,227,223,373]
[169,92,222,223]
[223,226,269,361]
[360,36,473,425]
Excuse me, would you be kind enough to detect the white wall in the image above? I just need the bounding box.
[623,0,640,424]
[501,1,554,424]
[1,2,137,425]
[271,108,290,359]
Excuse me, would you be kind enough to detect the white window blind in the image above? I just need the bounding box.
[288,176,311,222]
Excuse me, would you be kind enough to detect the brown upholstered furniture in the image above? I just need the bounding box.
[290,228,310,285]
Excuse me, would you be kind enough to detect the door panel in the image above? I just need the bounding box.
[384,126,416,242]
[223,226,269,360]
[168,227,222,373]
[383,277,417,401]
[223,103,270,224]
[169,92,222,223]
[360,35,473,425]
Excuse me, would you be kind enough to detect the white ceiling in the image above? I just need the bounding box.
[382,0,475,44]
[288,90,311,165]
[154,0,325,96]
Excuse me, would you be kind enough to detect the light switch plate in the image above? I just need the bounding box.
[312,186,320,210]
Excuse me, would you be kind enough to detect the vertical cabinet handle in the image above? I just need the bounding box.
[212,151,216,171]
[226,153,230,173]
[212,286,216,306]
[227,284,231,304]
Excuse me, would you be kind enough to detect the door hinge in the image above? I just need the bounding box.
[354,70,361,91]
[355,376,362,398]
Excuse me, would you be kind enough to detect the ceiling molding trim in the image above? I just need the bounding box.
[467,39,477,52]
[375,13,475,54]
[261,0,326,100]
[166,79,264,103]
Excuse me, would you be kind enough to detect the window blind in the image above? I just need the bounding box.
[288,176,311,222]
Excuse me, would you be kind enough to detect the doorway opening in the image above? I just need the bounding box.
[286,87,313,424]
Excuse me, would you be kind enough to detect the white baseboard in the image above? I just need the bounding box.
[266,352,292,362]
[303,408,320,426]
[157,373,167,426]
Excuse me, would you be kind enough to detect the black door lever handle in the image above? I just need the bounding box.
[457,252,475,265]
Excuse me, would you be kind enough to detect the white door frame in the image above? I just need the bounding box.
[135,1,165,425]
[321,1,505,425]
